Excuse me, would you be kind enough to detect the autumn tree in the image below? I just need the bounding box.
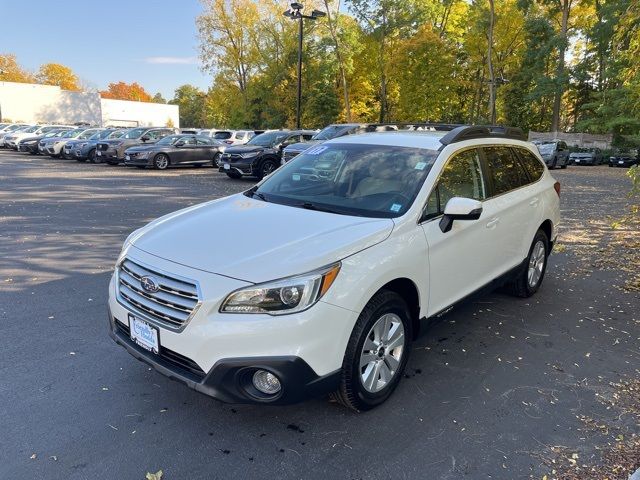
[37,63,81,91]
[100,82,152,102]
[0,54,34,83]
[152,92,167,104]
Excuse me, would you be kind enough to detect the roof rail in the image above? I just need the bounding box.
[365,122,463,132]
[439,125,526,146]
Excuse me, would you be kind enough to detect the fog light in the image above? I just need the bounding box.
[252,370,281,395]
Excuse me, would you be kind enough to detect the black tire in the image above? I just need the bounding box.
[213,152,222,167]
[550,157,557,169]
[106,160,119,165]
[88,149,96,163]
[76,157,86,163]
[225,171,242,179]
[153,153,170,170]
[506,229,549,298]
[560,163,567,169]
[331,290,413,412]
[256,158,277,180]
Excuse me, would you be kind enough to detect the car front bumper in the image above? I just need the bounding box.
[124,155,153,167]
[107,248,355,404]
[219,160,254,175]
[97,148,121,162]
[610,159,637,167]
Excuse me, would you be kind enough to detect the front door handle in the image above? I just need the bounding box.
[529,198,539,207]
[486,218,499,229]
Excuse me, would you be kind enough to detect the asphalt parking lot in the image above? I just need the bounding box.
[1,151,638,479]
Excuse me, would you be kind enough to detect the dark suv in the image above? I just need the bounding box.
[96,127,176,165]
[533,140,570,169]
[220,130,315,179]
[282,124,368,164]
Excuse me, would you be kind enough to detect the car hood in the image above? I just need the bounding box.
[20,135,44,143]
[284,140,322,153]
[128,194,394,283]
[225,145,266,154]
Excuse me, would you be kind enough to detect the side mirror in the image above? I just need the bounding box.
[439,197,483,233]
[141,135,150,142]
[175,140,185,147]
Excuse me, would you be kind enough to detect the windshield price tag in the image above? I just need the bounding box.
[390,203,402,212]
[414,162,427,171]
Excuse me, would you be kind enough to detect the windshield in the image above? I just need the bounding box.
[535,143,556,154]
[108,130,126,139]
[123,128,147,139]
[213,131,232,140]
[247,131,289,147]
[91,130,112,140]
[23,126,40,133]
[253,143,438,218]
[65,130,83,138]
[313,126,347,141]
[44,130,64,138]
[8,125,27,132]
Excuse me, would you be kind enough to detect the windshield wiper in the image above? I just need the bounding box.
[298,202,344,215]
[246,186,268,202]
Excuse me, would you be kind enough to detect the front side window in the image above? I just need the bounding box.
[515,147,544,182]
[253,144,439,218]
[424,148,485,219]
[247,131,290,147]
[123,128,147,139]
[483,146,529,195]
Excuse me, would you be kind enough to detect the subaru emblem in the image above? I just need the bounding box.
[140,276,160,293]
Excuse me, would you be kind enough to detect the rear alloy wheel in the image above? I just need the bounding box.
[331,290,412,412]
[257,159,277,180]
[507,229,549,298]
[153,153,169,170]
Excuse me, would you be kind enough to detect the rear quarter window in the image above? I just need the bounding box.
[515,147,545,182]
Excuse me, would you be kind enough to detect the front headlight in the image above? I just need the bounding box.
[220,263,341,315]
[240,151,260,159]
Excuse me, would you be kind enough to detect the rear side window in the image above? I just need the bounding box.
[483,147,529,195]
[424,148,486,218]
[515,147,545,182]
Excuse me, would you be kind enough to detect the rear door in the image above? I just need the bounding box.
[481,146,541,272]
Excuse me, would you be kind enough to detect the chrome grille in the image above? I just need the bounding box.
[117,258,200,329]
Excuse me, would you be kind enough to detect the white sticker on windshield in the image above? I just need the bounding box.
[415,162,427,171]
[292,173,301,181]
[390,204,402,213]
[306,145,328,155]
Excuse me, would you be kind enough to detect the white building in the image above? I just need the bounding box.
[0,81,179,127]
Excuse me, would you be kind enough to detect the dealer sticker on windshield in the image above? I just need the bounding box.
[390,203,402,213]
[414,162,427,170]
[305,145,328,156]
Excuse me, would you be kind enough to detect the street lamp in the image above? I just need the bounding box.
[283,3,326,129]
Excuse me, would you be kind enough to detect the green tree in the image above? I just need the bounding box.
[170,85,207,128]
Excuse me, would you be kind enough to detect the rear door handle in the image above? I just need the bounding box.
[486,218,499,229]
[529,198,540,207]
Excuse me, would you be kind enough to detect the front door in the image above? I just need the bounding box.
[420,148,501,315]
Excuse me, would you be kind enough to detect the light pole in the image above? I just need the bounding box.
[283,3,325,129]
[0,69,4,121]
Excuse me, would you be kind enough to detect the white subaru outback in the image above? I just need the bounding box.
[108,125,560,411]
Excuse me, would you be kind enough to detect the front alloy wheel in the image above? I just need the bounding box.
[332,290,412,412]
[258,159,277,179]
[359,314,405,393]
[154,153,169,170]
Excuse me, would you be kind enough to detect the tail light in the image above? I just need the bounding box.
[553,181,561,197]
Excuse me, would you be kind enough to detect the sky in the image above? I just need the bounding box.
[2,0,211,100]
